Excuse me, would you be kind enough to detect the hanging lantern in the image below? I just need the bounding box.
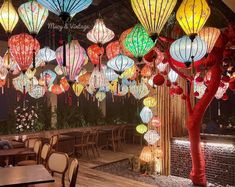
[194,81,207,99]
[54,65,63,76]
[9,33,40,72]
[143,97,157,108]
[18,0,48,35]
[37,0,92,23]
[120,64,138,80]
[41,69,57,87]
[106,40,121,60]
[60,77,70,91]
[107,54,134,74]
[96,91,106,102]
[144,48,164,68]
[176,0,211,39]
[148,75,157,88]
[130,82,149,100]
[125,24,155,61]
[72,83,84,97]
[119,28,134,58]
[170,36,207,67]
[157,62,168,73]
[144,130,160,145]
[139,146,152,162]
[25,68,36,80]
[140,106,153,124]
[150,116,161,128]
[141,65,152,78]
[37,47,56,63]
[0,0,19,33]
[87,18,115,45]
[49,84,64,95]
[199,27,221,54]
[105,68,119,82]
[131,0,177,40]
[56,40,87,82]
[0,65,8,80]
[87,44,104,66]
[136,124,148,134]
[0,79,6,87]
[122,79,136,87]
[28,85,45,99]
[12,73,32,93]
[168,69,178,83]
[78,72,91,86]
[215,83,229,100]
[3,50,17,71]
[153,73,165,86]
[89,66,109,89]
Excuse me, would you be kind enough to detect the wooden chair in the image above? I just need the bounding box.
[25,138,39,149]
[107,126,120,152]
[74,131,90,158]
[49,134,59,150]
[40,143,51,166]
[17,140,42,166]
[87,130,100,158]
[117,125,127,150]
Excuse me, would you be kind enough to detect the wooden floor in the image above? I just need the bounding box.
[54,144,157,187]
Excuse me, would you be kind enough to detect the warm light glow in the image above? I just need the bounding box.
[96,91,106,102]
[104,68,118,82]
[139,146,153,162]
[72,82,84,97]
[136,124,148,134]
[168,69,178,83]
[106,40,121,60]
[144,130,160,145]
[0,0,19,33]
[28,85,46,99]
[130,82,149,100]
[89,66,109,89]
[37,47,56,63]
[143,97,157,108]
[140,106,153,124]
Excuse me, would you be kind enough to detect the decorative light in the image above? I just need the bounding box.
[170,36,207,67]
[141,65,152,78]
[41,69,57,87]
[60,77,70,91]
[0,64,8,80]
[18,1,48,35]
[104,68,118,82]
[49,84,64,95]
[143,97,157,108]
[37,0,92,23]
[3,50,17,71]
[95,91,106,102]
[199,27,221,54]
[78,72,91,86]
[136,124,148,134]
[140,106,153,123]
[119,28,134,58]
[130,82,149,100]
[0,0,19,33]
[215,83,229,100]
[0,79,6,87]
[87,18,115,45]
[56,40,87,82]
[131,0,177,40]
[107,54,134,74]
[37,47,56,63]
[54,65,63,75]
[12,73,32,93]
[168,69,178,83]
[28,85,45,99]
[72,83,84,97]
[194,81,207,99]
[144,130,160,145]
[25,68,36,80]
[139,146,152,162]
[9,33,40,72]
[124,24,155,61]
[176,0,211,39]
[106,40,121,60]
[157,62,168,73]
[112,84,128,96]
[150,116,161,128]
[89,66,108,89]
[120,65,138,79]
[87,44,104,66]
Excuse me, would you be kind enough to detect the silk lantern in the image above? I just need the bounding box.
[106,40,121,60]
[78,72,91,86]
[56,40,87,82]
[87,18,115,45]
[150,116,161,128]
[12,73,32,93]
[105,68,118,82]
[136,124,148,134]
[0,0,19,34]
[141,65,152,78]
[130,82,149,100]
[89,66,109,89]
[131,0,177,41]
[41,69,56,87]
[18,0,48,35]
[96,91,106,102]
[9,33,40,72]
[143,97,157,108]
[119,28,134,58]
[139,146,152,162]
[157,62,168,73]
[49,84,64,95]
[28,85,46,99]
[3,50,17,71]
[168,69,178,83]
[144,130,160,145]
[176,0,211,40]
[37,47,56,63]
[87,44,104,66]
[153,73,165,86]
[72,83,84,97]
[140,106,153,123]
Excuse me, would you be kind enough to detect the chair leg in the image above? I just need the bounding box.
[112,140,116,152]
[91,145,96,158]
[95,144,100,157]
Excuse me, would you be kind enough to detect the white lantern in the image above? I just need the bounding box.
[130,82,149,100]
[28,85,46,99]
[168,69,178,83]
[157,62,168,72]
[144,130,160,145]
[37,47,56,63]
[140,106,153,124]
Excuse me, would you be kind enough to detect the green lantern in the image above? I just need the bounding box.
[124,24,155,61]
[136,124,148,134]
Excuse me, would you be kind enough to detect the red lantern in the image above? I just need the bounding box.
[153,74,165,86]
[87,44,104,65]
[0,79,6,87]
[174,86,183,95]
[50,84,63,95]
[222,93,229,101]
[166,80,171,87]
[106,40,121,60]
[9,33,40,72]
[141,65,152,77]
[229,78,235,91]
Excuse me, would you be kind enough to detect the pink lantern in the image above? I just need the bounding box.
[150,116,161,128]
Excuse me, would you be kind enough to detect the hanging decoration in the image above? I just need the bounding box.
[150,116,161,128]
[87,44,104,66]
[0,64,8,80]
[119,28,134,58]
[72,83,84,97]
[37,47,56,63]
[157,62,168,73]
[89,66,109,89]
[144,130,160,145]
[106,40,121,60]
[168,69,178,83]
[95,91,106,102]
[28,85,46,99]
[120,64,138,80]
[60,77,70,91]
[140,106,153,124]
[143,97,157,108]
[54,65,63,76]
[25,68,36,80]
[104,68,119,82]
[3,50,17,71]
[139,146,152,162]
[49,84,64,95]
[78,72,91,86]
[141,65,152,78]
[130,82,149,100]
[136,124,148,134]
[41,70,57,87]
[12,73,32,93]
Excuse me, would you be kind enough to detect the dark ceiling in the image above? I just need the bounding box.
[0,0,234,49]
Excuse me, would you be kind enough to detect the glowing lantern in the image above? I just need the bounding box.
[72,83,84,97]
[18,1,48,35]
[136,124,148,134]
[28,85,45,99]
[170,36,207,67]
[105,68,118,82]
[3,50,17,71]
[106,40,121,60]
[150,116,161,128]
[25,68,36,80]
[148,75,157,88]
[56,40,87,82]
[215,83,229,100]
[122,79,136,87]
[87,19,115,45]
[60,77,70,91]
[157,62,168,73]
[112,84,128,96]
[141,65,152,78]
[130,82,149,100]
[124,24,155,61]
[176,0,211,39]
[168,69,178,83]
[199,27,220,54]
[144,130,160,145]
[0,65,8,80]
[49,84,64,95]
[87,44,104,65]
[37,47,56,63]
[54,65,63,76]
[12,73,32,93]
[119,28,134,58]
[0,0,19,33]
[153,73,165,86]
[89,66,109,89]
[37,0,92,23]
[131,0,177,40]
[143,97,157,108]
[95,91,106,102]
[41,70,56,87]
[139,146,152,162]
[140,106,153,123]
[194,81,207,99]
[107,54,134,74]
[0,79,6,87]
[78,72,91,86]
[120,64,137,79]
[9,33,40,72]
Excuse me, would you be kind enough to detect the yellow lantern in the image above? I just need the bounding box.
[136,124,148,134]
[176,0,211,39]
[139,146,153,162]
[72,83,84,97]
[143,97,157,108]
[120,65,137,79]
[0,0,19,33]
[131,0,177,40]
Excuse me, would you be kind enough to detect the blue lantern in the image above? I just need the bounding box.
[140,106,153,124]
[170,36,207,67]
[105,68,119,82]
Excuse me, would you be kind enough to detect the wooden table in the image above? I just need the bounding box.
[0,165,54,187]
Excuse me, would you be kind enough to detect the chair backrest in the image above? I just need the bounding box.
[68,159,79,187]
[49,134,59,150]
[81,131,90,144]
[120,125,127,138]
[40,143,51,164]
[25,138,38,149]
[111,126,119,139]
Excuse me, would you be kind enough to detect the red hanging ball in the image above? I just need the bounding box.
[222,93,229,101]
[175,86,183,95]
[153,73,165,86]
[222,75,230,83]
[194,91,199,97]
[170,88,175,95]
[181,94,186,100]
[196,76,204,83]
[166,80,171,87]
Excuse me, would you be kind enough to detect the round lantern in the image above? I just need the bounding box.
[0,64,8,80]
[130,82,149,100]
[136,124,148,134]
[125,24,155,61]
[176,0,210,39]
[3,50,17,71]
[41,70,56,87]
[150,116,161,128]
[0,79,6,87]
[168,69,178,83]
[106,40,121,60]
[49,84,64,95]
[157,62,168,73]
[141,65,152,78]
[37,47,56,63]
[12,73,32,93]
[140,106,153,124]
[148,75,157,88]
[153,74,165,86]
[131,0,177,40]
[87,19,115,45]
[170,36,207,67]
[78,72,91,86]
[215,83,229,100]
[143,97,157,108]
[60,77,70,91]
[119,28,134,58]
[28,85,45,99]
[72,83,84,97]
[105,68,118,82]
[120,64,137,79]
[9,33,40,72]
[144,130,160,145]
[54,65,63,75]
[87,44,104,65]
[56,40,87,82]
[89,66,109,89]
[139,146,152,162]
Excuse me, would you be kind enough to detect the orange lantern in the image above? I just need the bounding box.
[0,79,6,87]
[50,84,64,95]
[106,40,121,60]
[141,65,152,77]
[87,44,104,65]
[78,72,91,86]
[60,77,70,91]
[119,28,134,58]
